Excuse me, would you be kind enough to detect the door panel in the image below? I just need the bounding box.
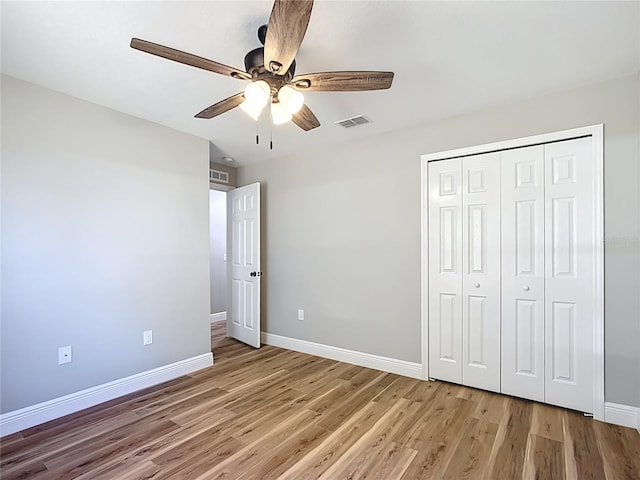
[462,153,501,392]
[501,146,545,402]
[428,159,463,383]
[438,293,457,361]
[467,295,487,366]
[227,183,261,348]
[551,301,576,382]
[544,138,594,413]
[515,299,536,375]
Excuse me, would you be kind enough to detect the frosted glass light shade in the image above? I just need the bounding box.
[243,80,270,108]
[239,99,263,120]
[271,101,292,125]
[277,85,304,114]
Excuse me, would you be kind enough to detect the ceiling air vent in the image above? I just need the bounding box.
[335,115,372,129]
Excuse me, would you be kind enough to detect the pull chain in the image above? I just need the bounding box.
[256,121,259,145]
[269,106,274,150]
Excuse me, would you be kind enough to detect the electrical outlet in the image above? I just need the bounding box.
[143,330,153,346]
[58,346,72,365]
[297,309,304,321]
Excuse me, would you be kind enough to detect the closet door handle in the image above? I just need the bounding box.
[474,283,480,288]
[523,285,530,291]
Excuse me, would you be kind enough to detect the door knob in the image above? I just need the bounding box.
[250,271,263,277]
[474,283,480,288]
[523,285,530,291]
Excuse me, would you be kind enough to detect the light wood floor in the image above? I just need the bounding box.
[1,322,639,479]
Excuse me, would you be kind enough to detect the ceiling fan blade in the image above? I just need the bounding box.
[292,104,320,131]
[130,38,251,80]
[264,0,314,75]
[291,71,394,92]
[195,93,245,119]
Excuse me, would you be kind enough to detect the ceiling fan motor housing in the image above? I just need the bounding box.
[244,47,296,92]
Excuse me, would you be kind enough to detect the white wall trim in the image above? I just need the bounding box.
[420,124,605,421]
[210,311,227,322]
[420,152,430,381]
[261,332,423,379]
[604,402,640,430]
[0,352,213,437]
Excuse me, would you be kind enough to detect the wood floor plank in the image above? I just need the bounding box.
[489,397,534,479]
[236,424,330,480]
[472,389,508,424]
[593,419,640,480]
[531,403,564,442]
[441,417,499,479]
[315,400,417,480]
[73,409,238,480]
[0,459,48,480]
[193,409,321,480]
[278,401,392,480]
[1,325,639,480]
[531,434,565,480]
[44,419,180,478]
[399,395,477,479]
[402,378,442,406]
[373,376,419,405]
[316,373,396,431]
[561,410,606,480]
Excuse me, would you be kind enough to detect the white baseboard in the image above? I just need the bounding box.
[261,332,423,380]
[210,312,227,322]
[0,352,213,437]
[604,402,640,430]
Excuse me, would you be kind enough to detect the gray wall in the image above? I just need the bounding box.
[1,76,212,413]
[238,74,640,408]
[209,189,227,314]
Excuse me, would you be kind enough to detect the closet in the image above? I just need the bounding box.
[426,133,601,414]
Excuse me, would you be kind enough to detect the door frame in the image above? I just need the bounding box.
[226,182,261,349]
[420,124,604,420]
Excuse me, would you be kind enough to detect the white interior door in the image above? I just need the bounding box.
[461,153,501,392]
[428,159,463,384]
[501,146,545,402]
[227,182,261,348]
[544,138,594,413]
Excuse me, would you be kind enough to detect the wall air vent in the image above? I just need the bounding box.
[335,115,372,129]
[209,169,229,184]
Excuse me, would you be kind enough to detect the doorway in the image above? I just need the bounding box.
[209,188,227,351]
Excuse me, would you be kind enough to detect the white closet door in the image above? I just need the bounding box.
[544,138,594,413]
[428,159,463,383]
[500,146,545,402]
[461,153,501,392]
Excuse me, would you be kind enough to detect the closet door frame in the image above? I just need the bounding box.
[420,124,604,421]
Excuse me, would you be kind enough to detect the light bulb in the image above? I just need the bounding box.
[271,101,292,125]
[277,85,304,114]
[239,98,263,120]
[243,80,270,108]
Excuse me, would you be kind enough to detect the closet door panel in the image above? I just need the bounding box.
[544,138,594,413]
[501,146,545,402]
[428,159,463,383]
[462,153,501,392]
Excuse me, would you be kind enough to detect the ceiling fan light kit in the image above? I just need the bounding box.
[239,99,263,121]
[277,85,304,114]
[271,101,293,125]
[130,0,394,136]
[243,80,270,108]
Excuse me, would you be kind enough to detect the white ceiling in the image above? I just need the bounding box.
[2,1,638,166]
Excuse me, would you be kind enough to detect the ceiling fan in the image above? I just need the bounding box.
[130,0,394,132]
